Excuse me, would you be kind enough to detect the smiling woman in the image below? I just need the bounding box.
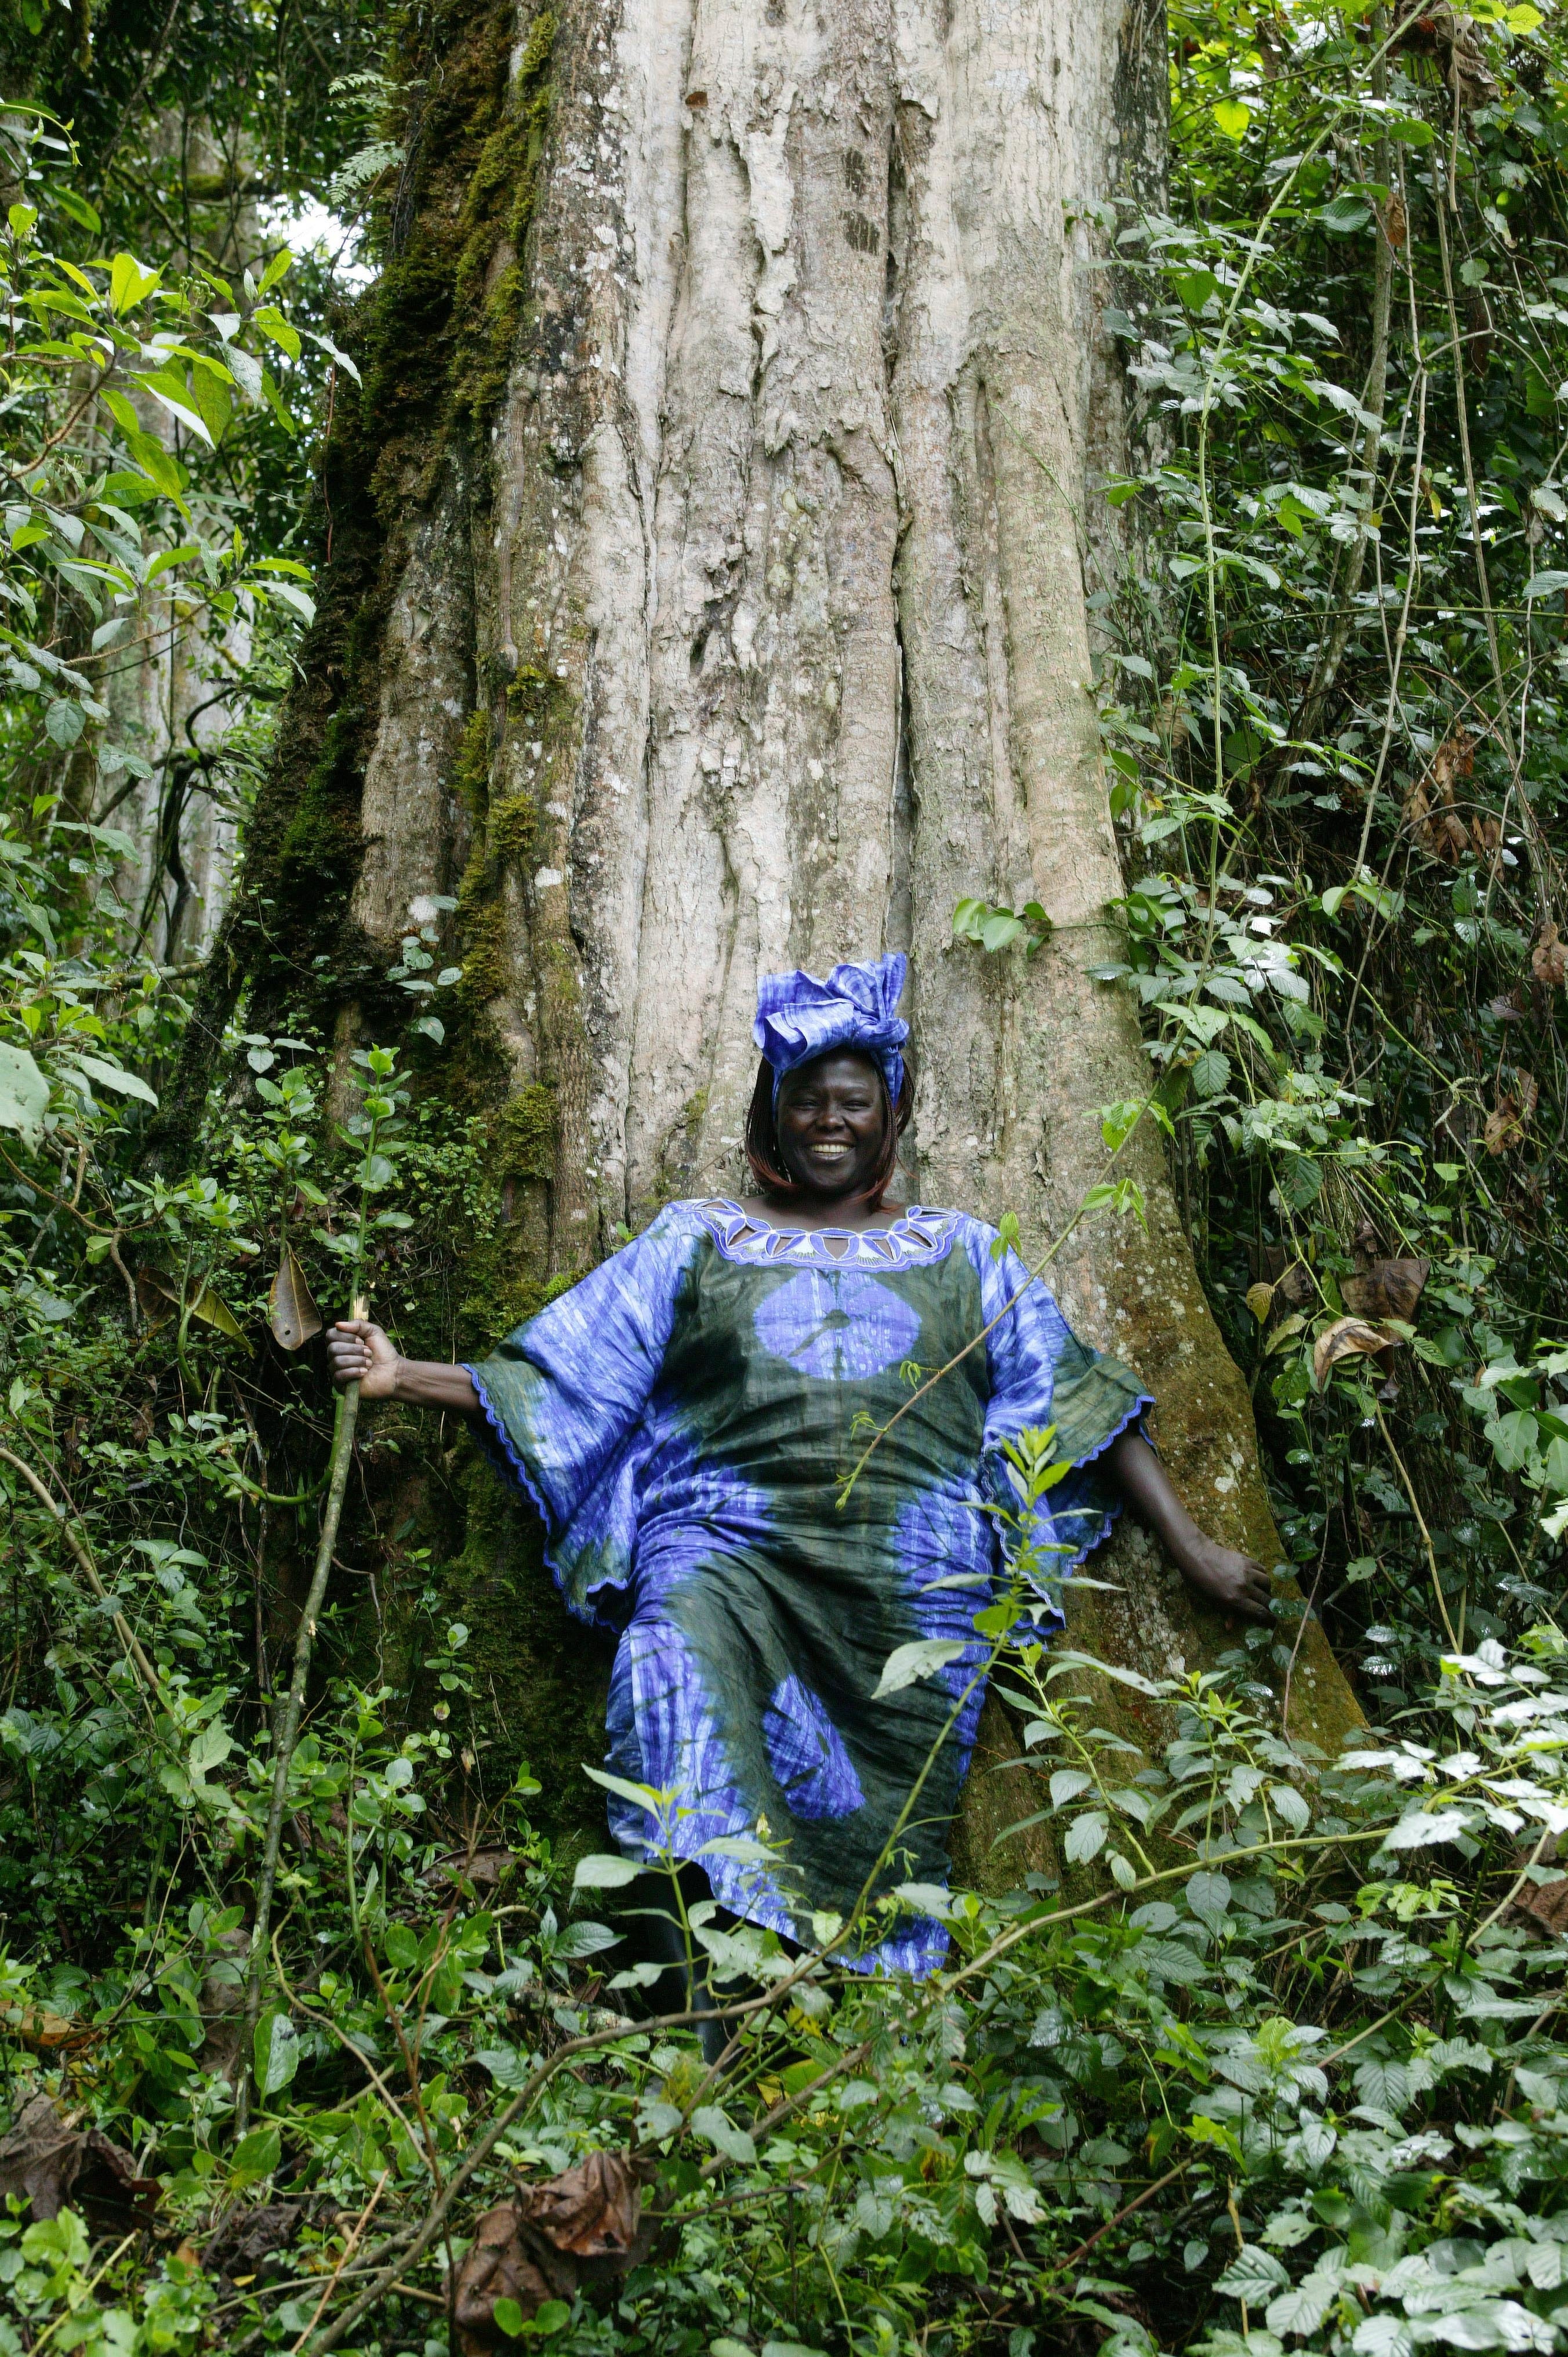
[326,954,1271,2047]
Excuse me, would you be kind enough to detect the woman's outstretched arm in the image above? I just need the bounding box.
[326,1319,481,1415]
[1103,1427,1274,1626]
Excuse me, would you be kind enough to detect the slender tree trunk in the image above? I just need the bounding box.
[175,0,1362,1879]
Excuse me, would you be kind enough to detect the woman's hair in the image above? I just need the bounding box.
[744,1050,913,1207]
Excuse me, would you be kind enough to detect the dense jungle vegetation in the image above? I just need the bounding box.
[7,0,1568,2352]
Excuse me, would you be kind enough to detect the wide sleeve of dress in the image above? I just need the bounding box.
[963,1224,1154,1618]
[463,1204,702,1623]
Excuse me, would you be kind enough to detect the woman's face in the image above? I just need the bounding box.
[775,1051,888,1199]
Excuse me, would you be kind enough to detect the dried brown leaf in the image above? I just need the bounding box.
[1313,1316,1397,1389]
[135,1265,247,1344]
[268,1246,322,1352]
[0,2094,159,2232]
[1484,1072,1538,1155]
[1342,1259,1430,1322]
[1533,923,1568,988]
[449,2152,658,2354]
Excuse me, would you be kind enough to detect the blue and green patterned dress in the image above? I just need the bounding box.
[467,1201,1149,1975]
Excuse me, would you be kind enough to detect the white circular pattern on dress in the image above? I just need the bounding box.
[751,1267,923,1383]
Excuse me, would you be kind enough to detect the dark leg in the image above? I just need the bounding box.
[620,1864,730,2066]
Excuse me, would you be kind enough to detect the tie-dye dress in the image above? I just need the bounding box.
[466,1200,1149,1974]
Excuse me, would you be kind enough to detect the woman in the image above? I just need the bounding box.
[329,955,1270,1988]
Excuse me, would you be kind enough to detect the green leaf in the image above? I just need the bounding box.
[52,187,101,233]
[258,579,317,625]
[254,2009,299,2097]
[0,1044,49,1151]
[873,1637,966,1697]
[144,543,201,585]
[131,371,215,447]
[252,305,302,361]
[43,697,83,748]
[1216,2245,1289,2299]
[108,250,161,314]
[74,1054,158,1108]
[257,248,293,295]
[581,1765,667,1814]
[572,1852,644,1888]
[1213,98,1250,139]
[228,2125,281,2185]
[1187,1869,1232,1923]
[1064,1811,1108,1864]
[1319,195,1373,235]
[691,2105,757,2164]
[493,2298,527,2338]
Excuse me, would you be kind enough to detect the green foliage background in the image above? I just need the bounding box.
[7,1,1568,2354]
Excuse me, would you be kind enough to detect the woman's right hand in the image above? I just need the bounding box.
[326,1318,401,1400]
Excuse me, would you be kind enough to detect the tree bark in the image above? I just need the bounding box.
[190,0,1362,1877]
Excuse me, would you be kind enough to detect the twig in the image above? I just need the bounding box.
[287,2173,389,2355]
[1051,2162,1189,2275]
[1372,1404,1460,1653]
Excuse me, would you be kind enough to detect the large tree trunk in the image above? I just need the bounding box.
[182,0,1362,1872]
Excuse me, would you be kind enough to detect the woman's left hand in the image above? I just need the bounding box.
[1175,1538,1274,1625]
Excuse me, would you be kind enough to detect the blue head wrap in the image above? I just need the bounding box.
[753,952,909,1107]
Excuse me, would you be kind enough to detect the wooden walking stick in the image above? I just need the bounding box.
[238,1292,369,2130]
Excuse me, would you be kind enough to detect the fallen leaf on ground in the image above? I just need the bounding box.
[0,2093,160,2232]
[449,2150,658,2354]
[203,2199,306,2290]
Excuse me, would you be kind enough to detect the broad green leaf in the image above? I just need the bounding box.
[228,2126,281,2185]
[691,2105,757,2164]
[75,1055,158,1107]
[0,1044,50,1150]
[1187,1869,1232,1923]
[252,304,302,361]
[52,187,101,233]
[1213,98,1250,139]
[132,371,214,447]
[1064,1810,1108,1864]
[581,1764,667,1814]
[1216,2244,1288,2298]
[1319,195,1373,234]
[572,1852,643,1888]
[108,251,161,314]
[254,2009,299,2097]
[873,1637,966,1697]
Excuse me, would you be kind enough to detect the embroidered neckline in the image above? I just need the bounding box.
[689,1198,960,1270]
